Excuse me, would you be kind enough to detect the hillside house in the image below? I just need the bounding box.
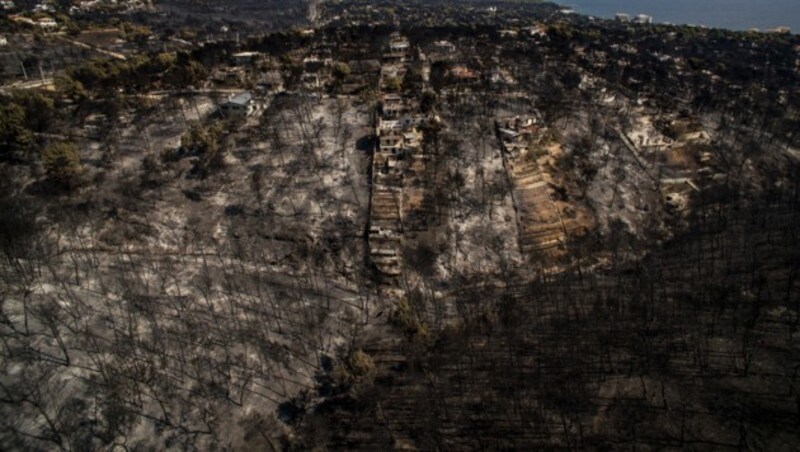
[301,73,322,90]
[389,35,410,53]
[303,53,333,72]
[385,34,411,63]
[523,25,546,37]
[36,17,57,29]
[433,40,456,53]
[380,130,404,154]
[231,51,260,66]
[427,40,457,62]
[449,65,479,81]
[219,91,255,117]
[381,94,408,119]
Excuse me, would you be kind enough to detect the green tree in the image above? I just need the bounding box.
[0,104,35,161]
[55,74,87,101]
[181,123,227,177]
[11,90,55,132]
[166,53,207,89]
[332,62,351,82]
[42,142,81,189]
[384,76,402,92]
[389,298,429,339]
[333,349,376,387]
[122,22,152,45]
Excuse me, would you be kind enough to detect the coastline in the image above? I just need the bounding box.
[555,0,797,33]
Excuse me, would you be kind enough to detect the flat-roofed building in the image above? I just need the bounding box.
[219,91,255,117]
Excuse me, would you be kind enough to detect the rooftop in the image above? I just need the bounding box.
[227,91,253,106]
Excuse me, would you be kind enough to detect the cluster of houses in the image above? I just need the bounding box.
[368,33,431,276]
[211,51,282,118]
[615,13,653,25]
[209,50,285,94]
[5,0,147,29]
[219,91,256,117]
[9,14,58,29]
[68,0,149,14]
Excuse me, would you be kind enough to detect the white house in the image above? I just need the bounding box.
[36,17,58,29]
[522,26,546,37]
[389,37,410,53]
[219,91,255,117]
[231,51,260,66]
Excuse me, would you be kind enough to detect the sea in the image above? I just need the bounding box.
[558,0,799,33]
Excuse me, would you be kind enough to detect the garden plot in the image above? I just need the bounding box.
[499,118,595,257]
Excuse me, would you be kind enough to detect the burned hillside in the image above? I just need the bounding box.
[1,0,800,450]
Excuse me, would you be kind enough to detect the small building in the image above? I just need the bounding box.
[615,13,630,22]
[419,59,431,82]
[381,93,407,119]
[303,54,332,72]
[433,40,456,53]
[403,128,423,148]
[385,33,411,63]
[36,17,58,29]
[301,73,322,90]
[428,41,457,62]
[219,91,255,117]
[634,14,653,24]
[389,36,410,53]
[498,128,519,141]
[381,64,407,80]
[767,26,791,34]
[522,25,546,37]
[33,2,53,12]
[379,130,404,153]
[231,51,260,66]
[0,35,7,46]
[449,65,479,81]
